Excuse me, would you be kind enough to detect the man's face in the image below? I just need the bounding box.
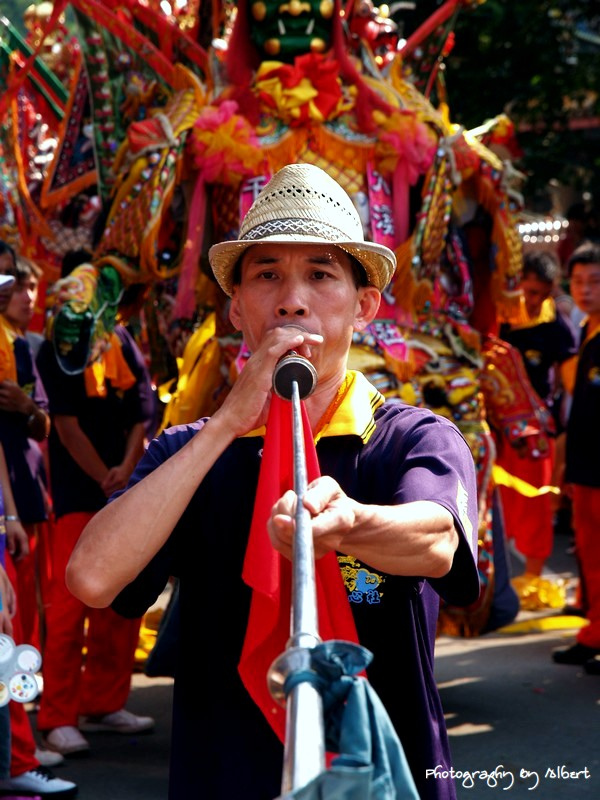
[229,243,380,386]
[0,252,17,314]
[5,274,39,331]
[570,263,600,318]
[248,0,335,60]
[521,274,552,318]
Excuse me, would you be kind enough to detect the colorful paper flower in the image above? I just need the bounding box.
[254,53,354,127]
[373,109,438,183]
[187,100,262,185]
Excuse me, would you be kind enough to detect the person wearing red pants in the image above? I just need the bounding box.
[553,241,600,672]
[3,552,78,797]
[37,513,151,754]
[3,255,54,654]
[35,278,154,757]
[498,249,577,602]
[0,247,52,657]
[0,423,76,797]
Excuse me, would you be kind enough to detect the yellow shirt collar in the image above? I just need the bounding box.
[506,296,556,330]
[581,319,600,346]
[245,370,384,444]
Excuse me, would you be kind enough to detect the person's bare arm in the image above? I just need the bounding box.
[0,443,29,561]
[268,476,459,578]
[0,564,15,635]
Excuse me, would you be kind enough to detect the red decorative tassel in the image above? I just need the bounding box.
[173,170,205,320]
[238,394,359,741]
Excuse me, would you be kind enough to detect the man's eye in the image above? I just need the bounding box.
[572,278,600,288]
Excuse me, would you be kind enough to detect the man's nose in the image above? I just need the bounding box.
[277,303,306,317]
[276,285,308,317]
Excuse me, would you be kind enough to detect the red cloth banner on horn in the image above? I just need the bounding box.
[238,393,359,741]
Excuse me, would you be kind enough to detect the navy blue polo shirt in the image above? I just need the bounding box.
[112,382,479,800]
[566,324,600,486]
[499,308,578,403]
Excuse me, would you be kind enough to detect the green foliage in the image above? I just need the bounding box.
[2,0,30,35]
[407,0,600,210]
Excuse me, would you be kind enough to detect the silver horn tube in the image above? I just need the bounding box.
[269,357,325,795]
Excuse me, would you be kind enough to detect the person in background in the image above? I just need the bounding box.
[555,203,591,328]
[0,259,78,797]
[0,555,14,786]
[498,249,578,599]
[0,434,21,785]
[2,253,53,653]
[35,261,155,758]
[553,240,600,673]
[7,255,45,359]
[58,256,160,671]
[66,164,480,800]
[0,243,49,442]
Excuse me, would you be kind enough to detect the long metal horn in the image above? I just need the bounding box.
[268,353,325,795]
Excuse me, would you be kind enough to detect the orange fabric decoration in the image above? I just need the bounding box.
[238,394,359,741]
[0,319,17,383]
[84,332,137,398]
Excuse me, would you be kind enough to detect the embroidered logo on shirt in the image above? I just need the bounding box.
[524,349,542,367]
[588,367,600,386]
[338,555,385,604]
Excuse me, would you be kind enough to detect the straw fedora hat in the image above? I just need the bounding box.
[208,163,396,296]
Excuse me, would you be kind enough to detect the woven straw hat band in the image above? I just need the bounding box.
[241,217,358,243]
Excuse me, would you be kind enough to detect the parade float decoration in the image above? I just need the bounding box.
[0,0,559,631]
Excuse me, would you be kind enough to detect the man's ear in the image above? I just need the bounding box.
[228,290,242,331]
[354,286,381,331]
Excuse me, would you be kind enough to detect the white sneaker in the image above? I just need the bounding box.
[0,765,77,796]
[42,725,90,755]
[35,745,65,767]
[79,707,154,734]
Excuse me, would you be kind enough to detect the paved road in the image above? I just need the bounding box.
[436,526,600,800]
[28,527,598,799]
[29,675,173,799]
[436,628,599,799]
